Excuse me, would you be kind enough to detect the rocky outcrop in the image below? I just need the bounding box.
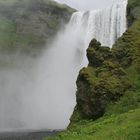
[72,39,132,121]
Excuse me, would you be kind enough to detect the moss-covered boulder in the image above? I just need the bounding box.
[87,39,112,67]
[73,39,132,120]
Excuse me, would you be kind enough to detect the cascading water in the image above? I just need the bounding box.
[0,0,127,131]
[69,0,127,48]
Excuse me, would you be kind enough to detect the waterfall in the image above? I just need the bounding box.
[0,0,127,131]
[69,0,127,48]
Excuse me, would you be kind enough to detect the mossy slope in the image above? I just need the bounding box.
[45,108,140,140]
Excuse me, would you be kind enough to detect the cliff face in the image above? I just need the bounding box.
[0,0,75,53]
[71,0,140,123]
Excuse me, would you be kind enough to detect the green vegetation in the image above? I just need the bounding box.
[127,0,140,25]
[0,0,75,53]
[0,16,45,53]
[45,109,140,140]
[74,39,132,120]
[44,0,140,139]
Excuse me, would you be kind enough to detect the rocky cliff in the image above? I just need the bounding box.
[0,0,75,53]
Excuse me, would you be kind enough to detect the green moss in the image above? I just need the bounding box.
[127,0,140,26]
[74,38,132,120]
[106,91,140,116]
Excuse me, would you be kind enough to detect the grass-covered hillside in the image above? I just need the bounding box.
[0,0,75,53]
[46,109,140,140]
[44,0,140,139]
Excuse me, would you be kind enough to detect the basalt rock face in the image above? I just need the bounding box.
[0,0,75,53]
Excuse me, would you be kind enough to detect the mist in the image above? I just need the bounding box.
[0,19,87,131]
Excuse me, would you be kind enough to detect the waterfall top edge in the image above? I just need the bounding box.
[69,0,128,48]
[74,0,128,13]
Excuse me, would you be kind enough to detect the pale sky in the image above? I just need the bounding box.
[55,0,124,11]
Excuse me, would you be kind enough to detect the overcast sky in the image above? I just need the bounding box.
[55,0,124,11]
